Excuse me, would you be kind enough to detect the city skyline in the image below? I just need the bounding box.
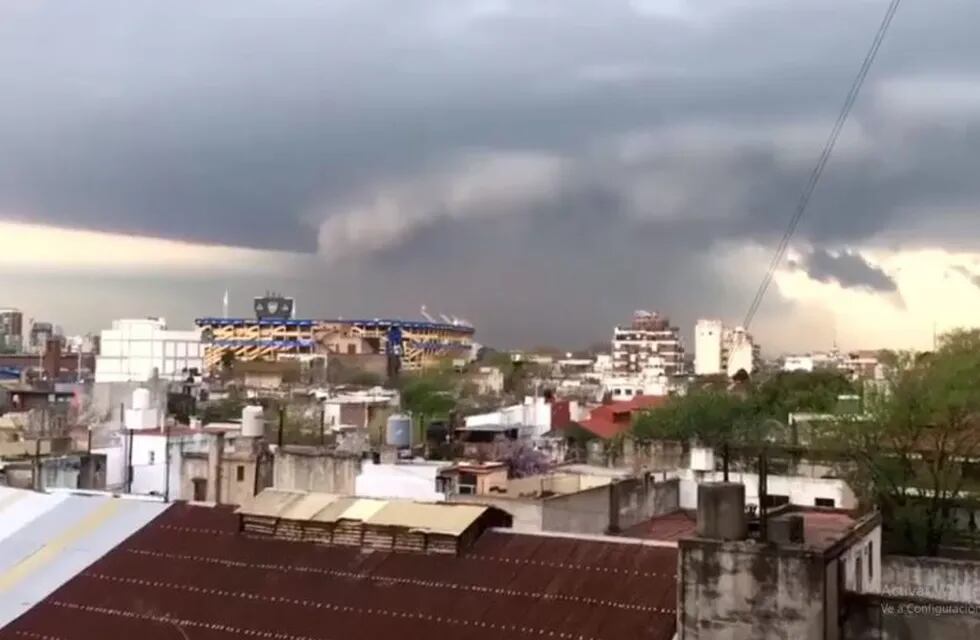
[2,0,980,351]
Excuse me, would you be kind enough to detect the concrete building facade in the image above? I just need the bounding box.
[694,319,724,376]
[95,318,203,383]
[694,319,760,377]
[0,308,23,352]
[677,481,882,640]
[612,310,685,378]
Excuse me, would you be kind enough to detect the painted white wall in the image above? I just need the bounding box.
[677,469,857,510]
[725,329,756,377]
[695,319,724,376]
[129,434,168,496]
[92,446,125,489]
[464,397,553,438]
[593,354,613,373]
[96,318,203,383]
[97,432,208,498]
[602,371,667,398]
[355,461,447,501]
[783,356,815,372]
[840,524,882,594]
[474,367,505,395]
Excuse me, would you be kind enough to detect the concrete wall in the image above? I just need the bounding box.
[273,448,361,494]
[880,555,980,604]
[621,438,685,472]
[355,461,446,501]
[455,475,679,536]
[325,353,388,384]
[90,380,168,423]
[678,539,830,640]
[449,494,544,532]
[843,594,980,639]
[180,456,257,505]
[614,476,680,531]
[507,473,591,497]
[841,525,882,594]
[2,458,81,491]
[541,485,610,535]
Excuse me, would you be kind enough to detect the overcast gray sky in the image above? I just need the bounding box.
[2,0,979,352]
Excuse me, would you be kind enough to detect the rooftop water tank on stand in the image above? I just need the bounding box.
[241,405,265,438]
[386,414,412,449]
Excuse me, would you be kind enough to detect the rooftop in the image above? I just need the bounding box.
[577,395,668,439]
[3,501,679,640]
[627,507,865,552]
[0,487,168,628]
[237,489,499,537]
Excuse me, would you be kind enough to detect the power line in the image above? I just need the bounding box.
[742,0,904,329]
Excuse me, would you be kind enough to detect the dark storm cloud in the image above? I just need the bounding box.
[794,249,898,292]
[2,0,978,250]
[952,266,980,289]
[1,0,978,347]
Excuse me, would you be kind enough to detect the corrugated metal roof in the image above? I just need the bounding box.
[0,488,167,629]
[276,491,340,521]
[236,489,487,536]
[332,497,386,522]
[233,488,304,518]
[1,503,678,640]
[367,501,488,536]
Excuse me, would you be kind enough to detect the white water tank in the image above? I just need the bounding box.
[241,405,264,438]
[690,446,716,472]
[132,388,152,410]
[386,414,412,448]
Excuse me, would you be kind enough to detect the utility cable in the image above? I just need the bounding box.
[743,0,903,329]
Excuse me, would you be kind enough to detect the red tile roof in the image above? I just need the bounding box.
[622,508,860,551]
[578,395,668,439]
[1,503,678,640]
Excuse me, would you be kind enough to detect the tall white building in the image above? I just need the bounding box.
[95,318,204,383]
[694,319,760,378]
[694,319,724,376]
[724,326,758,378]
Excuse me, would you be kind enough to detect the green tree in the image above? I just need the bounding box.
[400,371,456,441]
[633,389,760,449]
[752,370,857,423]
[821,329,980,555]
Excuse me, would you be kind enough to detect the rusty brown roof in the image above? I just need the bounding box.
[0,503,678,640]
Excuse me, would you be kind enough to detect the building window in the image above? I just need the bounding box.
[764,494,789,508]
[867,541,874,579]
[192,478,207,502]
[236,465,245,482]
[815,497,836,508]
[148,451,156,465]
